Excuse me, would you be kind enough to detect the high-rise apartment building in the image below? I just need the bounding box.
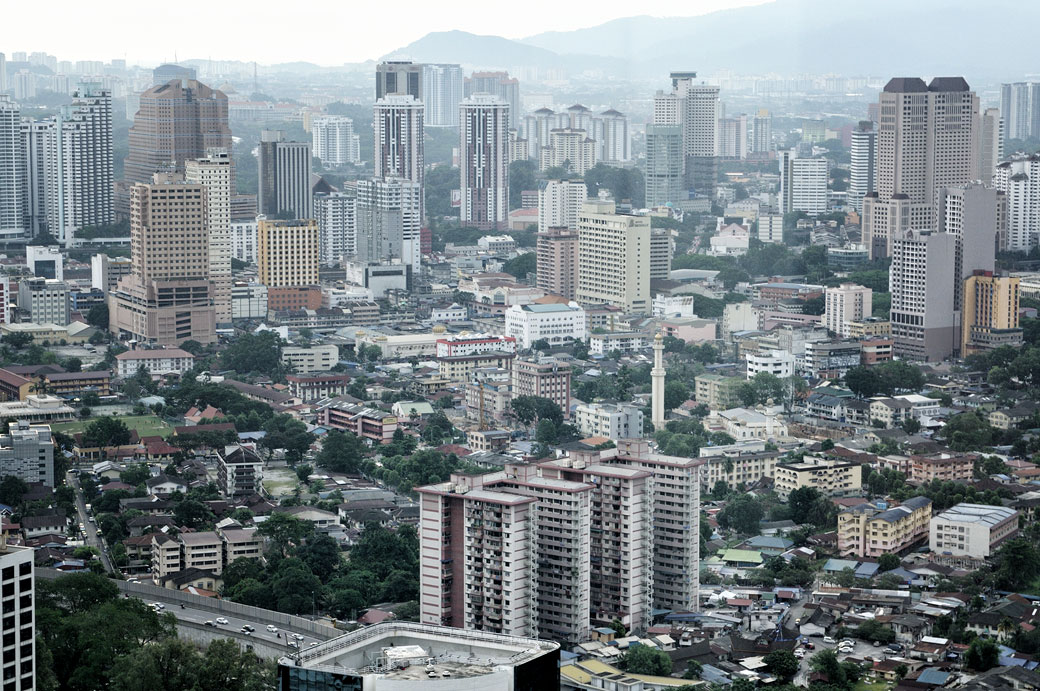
[889,229,958,361]
[978,108,1004,183]
[824,283,872,337]
[375,61,423,101]
[848,121,876,212]
[994,155,1040,252]
[778,151,828,215]
[374,95,424,220]
[258,130,312,220]
[649,228,672,280]
[576,199,651,314]
[645,124,684,208]
[511,357,572,416]
[962,271,1021,355]
[718,115,748,159]
[311,116,360,167]
[523,107,559,159]
[125,79,231,184]
[354,178,421,265]
[257,217,320,288]
[656,73,720,198]
[0,541,35,691]
[0,95,24,241]
[863,77,979,259]
[314,192,356,264]
[597,109,630,163]
[539,128,596,175]
[1000,82,1040,140]
[109,174,216,345]
[422,64,463,127]
[751,110,772,153]
[0,53,7,94]
[465,71,519,126]
[537,179,586,233]
[536,228,579,300]
[460,94,509,230]
[185,150,233,325]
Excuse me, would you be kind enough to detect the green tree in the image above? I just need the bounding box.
[877,553,900,572]
[844,366,881,398]
[261,414,314,465]
[618,645,672,675]
[87,304,110,330]
[664,381,691,411]
[964,637,1000,671]
[82,417,132,448]
[258,512,313,554]
[501,252,536,279]
[763,649,799,679]
[0,475,29,506]
[220,330,284,376]
[717,495,763,534]
[173,499,214,530]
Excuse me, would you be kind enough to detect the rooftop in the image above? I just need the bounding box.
[934,503,1017,526]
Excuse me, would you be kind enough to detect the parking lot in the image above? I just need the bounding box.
[792,636,908,686]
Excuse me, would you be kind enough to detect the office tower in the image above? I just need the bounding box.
[889,229,958,361]
[152,63,196,85]
[91,253,132,291]
[314,192,357,264]
[109,175,216,345]
[0,53,6,94]
[645,124,684,208]
[465,72,519,127]
[0,541,35,691]
[718,115,747,159]
[937,183,1000,317]
[312,116,360,167]
[375,61,422,101]
[258,130,312,220]
[598,109,630,163]
[460,94,509,230]
[126,79,230,185]
[536,228,579,300]
[26,246,63,281]
[0,95,24,240]
[862,77,979,259]
[374,95,424,220]
[539,129,596,175]
[824,284,872,337]
[962,272,1022,355]
[778,151,828,215]
[994,156,1040,252]
[576,199,651,314]
[751,109,772,153]
[1000,82,1037,140]
[649,228,672,280]
[354,178,421,265]
[0,422,55,487]
[978,108,1004,183]
[18,278,70,325]
[659,73,719,198]
[422,63,463,127]
[523,107,557,159]
[537,179,586,232]
[653,91,683,126]
[256,217,320,288]
[185,150,233,325]
[848,121,876,212]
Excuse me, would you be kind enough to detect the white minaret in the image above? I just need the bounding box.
[651,332,666,430]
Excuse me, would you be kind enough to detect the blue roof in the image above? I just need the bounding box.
[823,558,859,572]
[885,567,917,583]
[747,536,794,549]
[856,562,880,578]
[701,665,731,684]
[917,668,952,685]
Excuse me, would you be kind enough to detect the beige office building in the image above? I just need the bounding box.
[257,217,320,288]
[536,227,579,299]
[185,150,233,325]
[962,271,1021,355]
[774,455,862,500]
[109,175,216,345]
[576,200,651,314]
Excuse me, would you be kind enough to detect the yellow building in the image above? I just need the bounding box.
[962,272,1021,355]
[847,318,892,339]
[774,455,862,500]
[694,373,744,411]
[257,217,320,288]
[837,496,932,558]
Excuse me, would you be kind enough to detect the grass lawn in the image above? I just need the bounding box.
[52,414,173,439]
[853,681,892,691]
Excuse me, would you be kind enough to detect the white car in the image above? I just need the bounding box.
[267,625,279,633]
[151,602,165,610]
[823,636,836,644]
[292,633,304,640]
[215,617,229,625]
[288,641,298,648]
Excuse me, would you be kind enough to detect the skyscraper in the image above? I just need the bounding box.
[962,272,1022,355]
[539,129,596,175]
[718,115,747,159]
[889,229,958,362]
[125,79,231,185]
[645,124,684,208]
[937,183,1001,315]
[465,71,519,127]
[577,199,651,314]
[536,228,579,300]
[374,95,424,220]
[0,95,24,241]
[978,108,1004,183]
[994,155,1040,252]
[354,178,422,265]
[0,541,35,691]
[422,63,463,127]
[751,109,772,153]
[109,174,216,345]
[258,130,312,220]
[848,121,876,212]
[460,94,509,230]
[21,119,57,237]
[311,116,360,167]
[314,192,356,264]
[863,77,979,259]
[664,73,720,198]
[185,150,233,325]
[778,151,828,215]
[523,107,558,160]
[597,109,630,163]
[537,179,586,233]
[1000,82,1038,140]
[376,61,423,101]
[0,53,7,94]
[257,217,319,288]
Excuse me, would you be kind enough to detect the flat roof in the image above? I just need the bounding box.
[935,503,1017,526]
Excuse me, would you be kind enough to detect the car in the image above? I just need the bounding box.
[215,617,229,625]
[309,642,318,647]
[292,633,304,640]
[151,603,165,610]
[873,641,882,647]
[886,643,903,651]
[242,625,255,632]
[804,642,815,650]
[204,621,215,627]
[267,625,279,633]
[240,628,252,635]
[96,530,103,537]
[288,641,298,648]
[823,636,836,645]
[794,649,806,659]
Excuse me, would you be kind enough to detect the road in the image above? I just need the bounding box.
[67,470,114,573]
[159,601,327,652]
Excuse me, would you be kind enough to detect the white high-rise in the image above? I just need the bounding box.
[0,53,7,94]
[718,115,747,159]
[994,156,1040,252]
[0,542,35,691]
[185,150,233,325]
[539,128,596,175]
[577,199,651,315]
[890,229,958,362]
[537,179,586,232]
[315,192,357,264]
[751,110,772,153]
[374,95,424,221]
[978,108,1004,183]
[355,178,421,266]
[824,284,872,337]
[0,95,25,241]
[671,75,720,197]
[312,116,360,167]
[645,124,684,208]
[597,109,630,163]
[460,94,509,230]
[21,119,58,237]
[848,121,876,212]
[1000,82,1039,141]
[523,107,559,159]
[779,151,828,215]
[422,64,463,128]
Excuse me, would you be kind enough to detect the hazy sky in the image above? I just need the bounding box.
[5,0,769,65]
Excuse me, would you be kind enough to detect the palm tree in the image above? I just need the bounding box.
[998,616,1019,643]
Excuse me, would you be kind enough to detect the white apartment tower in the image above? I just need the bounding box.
[598,109,630,163]
[848,121,876,212]
[751,110,772,153]
[0,542,35,691]
[993,156,1040,252]
[0,95,24,241]
[314,192,357,264]
[670,74,720,197]
[312,116,360,166]
[576,199,651,314]
[718,115,748,159]
[537,179,586,232]
[374,95,424,222]
[57,84,114,245]
[1000,82,1039,141]
[539,128,596,175]
[354,178,421,266]
[779,151,828,215]
[460,94,510,230]
[185,150,233,325]
[863,77,979,259]
[824,283,873,337]
[889,229,958,361]
[423,64,464,128]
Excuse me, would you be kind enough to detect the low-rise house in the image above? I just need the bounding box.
[145,474,187,496]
